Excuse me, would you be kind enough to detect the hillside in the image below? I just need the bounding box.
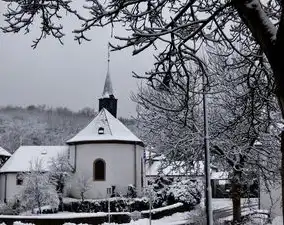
[0,105,138,153]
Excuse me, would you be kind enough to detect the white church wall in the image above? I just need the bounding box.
[70,143,143,199]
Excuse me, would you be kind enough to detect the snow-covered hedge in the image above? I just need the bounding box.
[64,176,201,214]
[63,197,150,213]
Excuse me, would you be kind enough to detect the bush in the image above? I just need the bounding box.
[166,179,202,208]
[63,198,150,213]
[148,176,202,209]
[0,200,21,215]
[63,176,201,214]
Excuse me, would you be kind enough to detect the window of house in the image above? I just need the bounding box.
[93,159,106,181]
[16,173,23,185]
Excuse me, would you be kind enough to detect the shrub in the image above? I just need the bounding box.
[166,179,202,208]
[148,176,202,209]
[63,176,201,213]
[0,200,21,215]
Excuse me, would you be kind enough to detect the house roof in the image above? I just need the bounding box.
[0,146,68,173]
[0,147,11,157]
[66,108,143,145]
[145,160,227,179]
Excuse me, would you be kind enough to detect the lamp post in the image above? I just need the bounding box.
[254,141,262,210]
[203,74,213,225]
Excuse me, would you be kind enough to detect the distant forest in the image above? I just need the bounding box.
[0,105,138,153]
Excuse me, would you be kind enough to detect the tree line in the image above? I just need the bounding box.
[0,105,138,153]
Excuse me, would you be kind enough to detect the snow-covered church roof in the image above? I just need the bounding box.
[0,146,68,173]
[66,108,143,146]
[0,147,11,157]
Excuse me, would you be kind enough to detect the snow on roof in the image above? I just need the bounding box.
[211,171,229,180]
[146,160,227,179]
[0,147,11,157]
[0,146,68,173]
[66,108,143,145]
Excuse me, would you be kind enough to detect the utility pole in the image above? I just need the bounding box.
[203,74,213,225]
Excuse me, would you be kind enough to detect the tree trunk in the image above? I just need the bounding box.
[231,171,242,224]
[272,67,284,223]
[281,131,284,221]
[59,194,63,212]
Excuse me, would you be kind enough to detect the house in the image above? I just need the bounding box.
[0,60,145,202]
[145,150,230,198]
[0,146,68,202]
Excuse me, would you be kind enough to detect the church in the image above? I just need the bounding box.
[0,63,145,202]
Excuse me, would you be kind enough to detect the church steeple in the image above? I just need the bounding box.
[99,44,118,117]
[102,45,114,98]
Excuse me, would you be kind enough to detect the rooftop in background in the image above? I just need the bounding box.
[0,146,68,173]
[0,147,11,157]
[145,150,226,179]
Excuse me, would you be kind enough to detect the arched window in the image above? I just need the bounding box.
[16,173,23,185]
[93,159,106,181]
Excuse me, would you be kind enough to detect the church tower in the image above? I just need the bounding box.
[99,45,118,117]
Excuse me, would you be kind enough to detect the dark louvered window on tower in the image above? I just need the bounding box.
[94,159,106,181]
[98,127,104,134]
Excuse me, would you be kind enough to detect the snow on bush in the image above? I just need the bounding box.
[13,222,34,225]
[17,160,59,213]
[63,176,201,214]
[148,176,201,208]
[0,200,21,215]
[166,179,201,207]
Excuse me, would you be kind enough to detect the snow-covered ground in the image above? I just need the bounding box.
[0,198,261,225]
[102,210,200,225]
[210,198,258,210]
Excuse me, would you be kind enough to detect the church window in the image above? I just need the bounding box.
[93,159,106,181]
[16,173,23,185]
[98,127,104,135]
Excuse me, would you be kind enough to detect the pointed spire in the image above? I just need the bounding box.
[102,43,114,98]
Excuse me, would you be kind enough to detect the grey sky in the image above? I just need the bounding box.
[0,2,154,118]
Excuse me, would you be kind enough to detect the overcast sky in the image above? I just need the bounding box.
[0,2,155,118]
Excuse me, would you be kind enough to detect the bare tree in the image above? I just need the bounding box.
[49,152,73,211]
[134,50,280,223]
[2,0,284,221]
[18,160,59,214]
[76,173,92,203]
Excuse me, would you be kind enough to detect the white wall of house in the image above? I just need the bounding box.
[260,182,282,218]
[69,143,144,199]
[0,174,5,201]
[68,145,76,170]
[0,173,23,202]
